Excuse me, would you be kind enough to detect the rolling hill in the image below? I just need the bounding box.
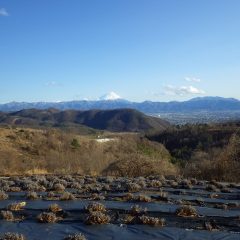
[0,108,170,132]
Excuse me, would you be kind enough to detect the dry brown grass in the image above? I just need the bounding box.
[175,205,198,218]
[85,212,110,225]
[7,202,26,211]
[37,212,58,223]
[0,126,176,177]
[86,202,106,213]
[48,203,62,213]
[138,216,165,226]
[64,233,87,240]
[0,232,26,240]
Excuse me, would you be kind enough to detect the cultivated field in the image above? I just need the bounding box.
[0,175,239,240]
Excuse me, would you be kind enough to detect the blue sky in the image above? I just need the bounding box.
[0,0,240,103]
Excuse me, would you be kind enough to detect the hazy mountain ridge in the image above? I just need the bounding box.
[1,97,240,113]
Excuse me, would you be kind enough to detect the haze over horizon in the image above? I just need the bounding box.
[1,0,240,102]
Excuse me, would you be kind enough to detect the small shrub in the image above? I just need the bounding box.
[48,203,62,213]
[0,191,8,200]
[53,183,65,192]
[90,193,105,201]
[130,205,147,216]
[9,187,21,192]
[123,215,136,224]
[123,193,134,201]
[175,205,198,217]
[148,180,162,188]
[0,232,26,240]
[138,216,165,226]
[134,195,151,203]
[0,211,14,221]
[60,192,76,201]
[7,202,26,211]
[86,202,106,213]
[85,212,110,225]
[26,192,38,200]
[126,183,141,192]
[37,212,58,223]
[64,233,86,240]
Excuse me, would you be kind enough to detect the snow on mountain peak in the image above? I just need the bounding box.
[99,92,121,101]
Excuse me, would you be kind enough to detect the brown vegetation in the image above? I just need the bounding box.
[0,211,15,221]
[64,233,87,240]
[0,233,26,240]
[138,216,165,226]
[175,205,198,218]
[86,202,106,213]
[184,133,240,182]
[7,202,26,211]
[85,212,110,225]
[0,123,239,182]
[37,212,58,223]
[0,126,175,177]
[148,124,240,182]
[48,203,62,213]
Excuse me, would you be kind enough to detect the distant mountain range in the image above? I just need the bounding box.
[1,96,240,113]
[0,108,170,132]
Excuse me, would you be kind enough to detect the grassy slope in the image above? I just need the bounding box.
[0,126,175,176]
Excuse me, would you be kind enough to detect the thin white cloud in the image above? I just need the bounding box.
[164,85,205,96]
[45,81,61,87]
[0,8,9,16]
[185,77,201,82]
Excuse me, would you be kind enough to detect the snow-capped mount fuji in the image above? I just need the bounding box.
[99,92,122,101]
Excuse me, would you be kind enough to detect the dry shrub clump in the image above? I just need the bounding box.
[175,205,198,218]
[53,183,65,192]
[7,202,26,211]
[123,193,134,201]
[134,195,151,203]
[64,233,87,240]
[9,187,21,192]
[48,203,62,213]
[0,210,15,221]
[130,205,147,216]
[85,211,110,225]
[37,212,58,223]
[0,232,26,240]
[148,180,162,188]
[85,202,110,225]
[26,191,39,200]
[126,183,141,192]
[86,202,106,213]
[60,192,76,201]
[90,193,105,201]
[138,216,165,226]
[0,191,8,200]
